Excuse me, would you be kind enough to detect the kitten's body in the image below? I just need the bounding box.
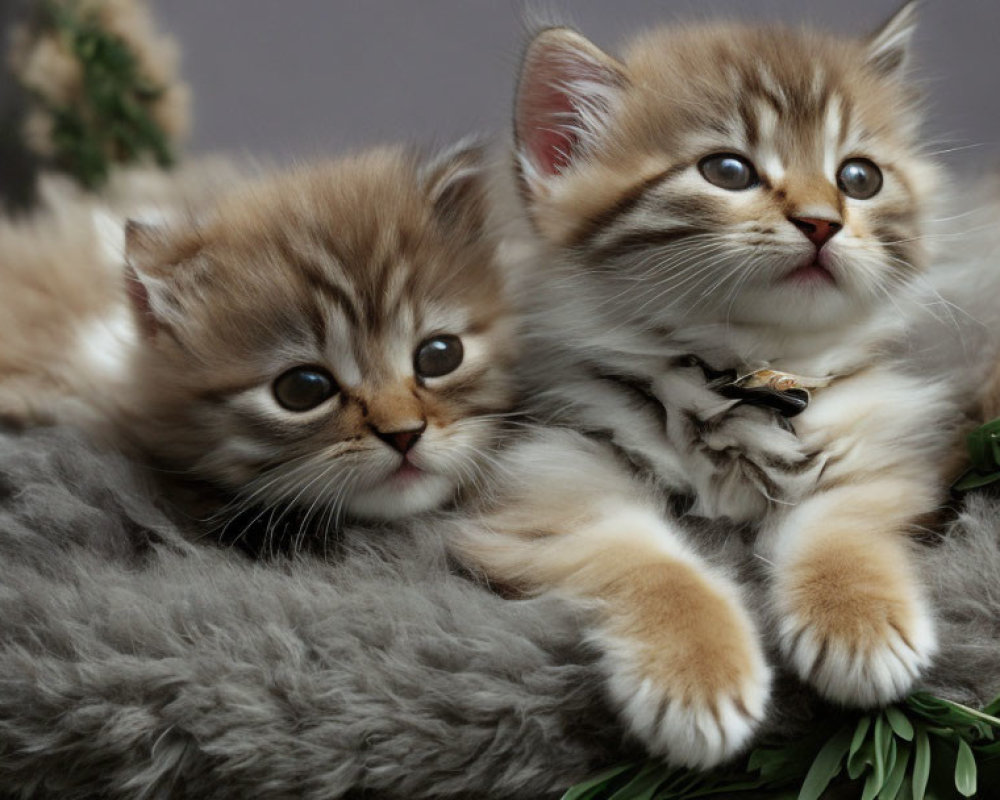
[0,160,248,431]
[456,4,966,767]
[0,146,517,533]
[0,202,128,429]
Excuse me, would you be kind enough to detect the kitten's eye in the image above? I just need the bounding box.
[837,158,883,199]
[698,153,759,191]
[414,335,464,378]
[273,366,338,411]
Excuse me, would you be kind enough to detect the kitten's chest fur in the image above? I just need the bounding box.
[525,347,812,524]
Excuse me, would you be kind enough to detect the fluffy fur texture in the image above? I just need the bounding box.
[1,425,1000,797]
[946,177,1000,426]
[119,144,516,525]
[0,193,126,429]
[0,159,246,428]
[455,4,972,767]
[0,424,627,799]
[0,146,518,529]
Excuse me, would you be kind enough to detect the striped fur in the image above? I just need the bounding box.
[120,145,518,529]
[0,147,519,538]
[457,3,964,767]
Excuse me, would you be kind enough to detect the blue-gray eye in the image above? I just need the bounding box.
[414,335,463,378]
[273,366,337,411]
[837,158,883,199]
[698,153,759,191]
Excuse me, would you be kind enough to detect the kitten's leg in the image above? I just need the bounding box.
[453,428,770,768]
[768,372,953,706]
[768,476,937,706]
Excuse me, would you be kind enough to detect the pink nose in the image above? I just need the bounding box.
[372,423,426,454]
[789,216,842,248]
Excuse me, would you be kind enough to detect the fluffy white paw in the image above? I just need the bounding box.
[596,560,772,769]
[777,584,936,707]
[606,660,771,768]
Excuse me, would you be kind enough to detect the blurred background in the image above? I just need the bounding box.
[2,0,998,202]
[154,0,1000,169]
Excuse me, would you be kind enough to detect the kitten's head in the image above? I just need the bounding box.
[123,144,516,522]
[513,3,937,331]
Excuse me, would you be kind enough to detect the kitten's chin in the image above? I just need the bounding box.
[345,472,457,520]
[723,283,873,331]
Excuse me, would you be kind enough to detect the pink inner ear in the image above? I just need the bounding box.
[124,265,158,338]
[523,84,579,177]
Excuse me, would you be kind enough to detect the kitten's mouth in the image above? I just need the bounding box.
[784,259,836,286]
[387,459,426,486]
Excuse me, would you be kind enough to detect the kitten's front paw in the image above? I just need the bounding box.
[776,557,936,707]
[601,565,771,768]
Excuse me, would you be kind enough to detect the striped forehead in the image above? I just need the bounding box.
[714,64,859,180]
[307,252,470,390]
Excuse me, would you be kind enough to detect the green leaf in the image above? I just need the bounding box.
[560,693,1000,800]
[849,740,874,781]
[912,727,931,800]
[566,787,610,800]
[851,716,873,760]
[882,740,912,800]
[861,769,883,800]
[654,770,705,798]
[935,697,1000,729]
[907,694,953,718]
[886,707,915,742]
[973,739,1000,757]
[607,762,673,800]
[561,763,639,800]
[952,467,1000,492]
[983,695,1000,718]
[872,715,890,789]
[798,727,852,800]
[954,739,977,797]
[953,418,1000,491]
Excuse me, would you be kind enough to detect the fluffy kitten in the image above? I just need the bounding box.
[0,144,518,531]
[0,160,246,429]
[456,3,961,767]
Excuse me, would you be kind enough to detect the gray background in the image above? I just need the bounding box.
[148,0,1000,177]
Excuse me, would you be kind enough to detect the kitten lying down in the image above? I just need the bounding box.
[0,145,519,537]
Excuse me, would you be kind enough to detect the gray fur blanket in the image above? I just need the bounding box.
[0,424,998,799]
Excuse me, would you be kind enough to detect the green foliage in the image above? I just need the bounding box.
[562,693,1000,799]
[953,417,1000,492]
[30,0,175,189]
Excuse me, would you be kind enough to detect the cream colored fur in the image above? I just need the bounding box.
[454,3,968,767]
[0,148,518,532]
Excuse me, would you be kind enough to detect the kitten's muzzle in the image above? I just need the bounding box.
[370,421,427,454]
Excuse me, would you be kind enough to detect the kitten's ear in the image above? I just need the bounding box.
[123,219,176,339]
[514,27,628,192]
[421,138,489,237]
[865,1,918,79]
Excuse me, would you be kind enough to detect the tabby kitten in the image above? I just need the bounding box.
[0,144,518,530]
[456,3,959,767]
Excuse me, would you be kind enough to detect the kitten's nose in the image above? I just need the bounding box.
[371,422,426,454]
[789,216,843,248]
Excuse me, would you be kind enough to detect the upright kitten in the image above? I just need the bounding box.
[455,3,960,767]
[0,144,518,533]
